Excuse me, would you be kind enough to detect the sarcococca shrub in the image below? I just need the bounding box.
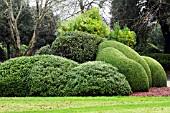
[61,61,132,96]
[96,47,149,92]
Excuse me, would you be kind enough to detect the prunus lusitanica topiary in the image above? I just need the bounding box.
[142,56,167,87]
[0,55,78,97]
[98,40,152,87]
[61,61,132,96]
[51,31,102,63]
[96,47,149,92]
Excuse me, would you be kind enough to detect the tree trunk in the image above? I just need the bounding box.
[24,29,39,56]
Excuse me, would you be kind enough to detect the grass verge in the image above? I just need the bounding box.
[0,97,170,113]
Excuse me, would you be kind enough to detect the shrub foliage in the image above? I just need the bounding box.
[61,61,132,96]
[51,31,102,63]
[0,55,78,96]
[96,47,149,92]
[57,8,110,38]
[142,56,167,87]
[98,40,152,87]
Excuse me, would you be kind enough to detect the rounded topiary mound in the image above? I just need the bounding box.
[51,31,102,63]
[61,61,132,96]
[98,40,152,87]
[96,47,149,92]
[0,55,78,97]
[142,56,167,87]
[36,45,52,55]
[28,55,78,96]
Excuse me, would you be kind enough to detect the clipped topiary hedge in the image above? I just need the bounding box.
[51,31,102,63]
[61,61,132,96]
[98,40,152,87]
[142,53,170,71]
[96,47,149,92]
[36,45,53,55]
[142,56,167,87]
[0,55,78,97]
[28,55,78,96]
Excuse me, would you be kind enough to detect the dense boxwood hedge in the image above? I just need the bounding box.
[142,56,167,87]
[61,61,132,96]
[0,55,78,97]
[96,47,149,92]
[98,40,152,87]
[142,53,170,71]
[51,31,102,63]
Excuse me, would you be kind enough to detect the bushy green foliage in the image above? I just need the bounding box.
[98,40,152,87]
[0,56,36,96]
[57,8,110,38]
[0,55,78,96]
[61,61,132,96]
[96,47,149,92]
[36,45,52,55]
[51,31,102,63]
[109,22,136,47]
[28,55,78,96]
[142,53,170,71]
[142,56,167,87]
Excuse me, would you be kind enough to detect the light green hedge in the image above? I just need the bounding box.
[142,56,167,87]
[96,47,149,92]
[98,40,152,87]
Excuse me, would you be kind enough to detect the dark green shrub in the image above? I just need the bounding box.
[98,40,152,87]
[0,55,78,97]
[51,31,102,63]
[36,45,52,55]
[142,56,167,87]
[142,53,170,71]
[61,61,132,96]
[96,47,149,92]
[28,55,78,96]
[0,47,6,62]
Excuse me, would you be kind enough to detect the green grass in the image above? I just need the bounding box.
[0,97,170,113]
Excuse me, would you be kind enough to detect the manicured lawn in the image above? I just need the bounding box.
[0,97,170,113]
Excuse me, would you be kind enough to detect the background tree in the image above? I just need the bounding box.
[111,0,170,53]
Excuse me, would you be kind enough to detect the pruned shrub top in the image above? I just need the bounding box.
[0,55,78,96]
[36,45,52,55]
[98,40,152,87]
[51,31,102,63]
[61,61,132,96]
[96,47,149,92]
[142,56,167,87]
